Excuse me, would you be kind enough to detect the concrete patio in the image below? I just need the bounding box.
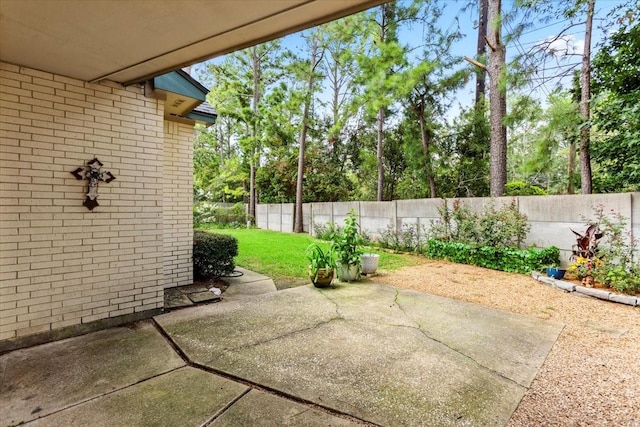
[0,271,564,426]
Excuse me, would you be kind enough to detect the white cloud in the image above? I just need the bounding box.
[544,35,584,57]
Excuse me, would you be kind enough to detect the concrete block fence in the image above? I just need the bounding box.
[255,193,640,265]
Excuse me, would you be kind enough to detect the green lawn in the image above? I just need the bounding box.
[197,226,421,285]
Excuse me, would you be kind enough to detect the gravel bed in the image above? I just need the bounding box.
[369,259,640,426]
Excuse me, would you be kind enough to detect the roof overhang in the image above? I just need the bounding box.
[0,0,386,86]
[146,69,218,126]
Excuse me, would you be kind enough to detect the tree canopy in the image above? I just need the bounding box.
[194,0,638,225]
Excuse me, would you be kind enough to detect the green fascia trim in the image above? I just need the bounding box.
[154,70,207,101]
[186,111,217,124]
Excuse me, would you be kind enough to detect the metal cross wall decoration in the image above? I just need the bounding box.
[71,158,116,210]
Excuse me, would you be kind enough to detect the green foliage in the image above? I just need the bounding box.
[430,199,530,249]
[196,3,634,201]
[438,104,490,198]
[506,91,579,194]
[331,210,364,267]
[591,88,640,192]
[193,126,247,204]
[426,239,559,274]
[578,205,640,294]
[193,231,238,279]
[305,243,335,282]
[202,227,418,283]
[194,202,248,227]
[256,154,297,203]
[377,223,429,253]
[313,222,340,241]
[591,16,640,193]
[505,181,547,196]
[592,13,639,96]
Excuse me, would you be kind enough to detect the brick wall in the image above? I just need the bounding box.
[163,121,193,288]
[0,62,166,341]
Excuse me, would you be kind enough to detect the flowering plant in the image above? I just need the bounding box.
[568,256,601,280]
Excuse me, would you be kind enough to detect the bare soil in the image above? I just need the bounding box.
[368,259,640,426]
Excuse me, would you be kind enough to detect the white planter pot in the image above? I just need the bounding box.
[360,253,380,274]
[338,263,359,282]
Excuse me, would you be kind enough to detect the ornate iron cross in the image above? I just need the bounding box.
[71,158,116,210]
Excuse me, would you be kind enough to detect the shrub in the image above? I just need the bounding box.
[193,230,238,279]
[430,199,530,249]
[194,202,248,227]
[569,205,640,294]
[377,224,399,250]
[427,239,559,274]
[505,181,547,196]
[378,223,429,253]
[313,221,340,241]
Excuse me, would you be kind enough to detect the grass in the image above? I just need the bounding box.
[196,225,423,285]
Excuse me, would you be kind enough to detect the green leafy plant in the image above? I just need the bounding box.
[430,199,530,249]
[505,181,547,196]
[572,205,640,294]
[377,223,429,253]
[193,230,238,279]
[305,243,336,280]
[313,221,340,241]
[426,239,559,274]
[377,224,400,250]
[194,202,248,227]
[331,210,364,268]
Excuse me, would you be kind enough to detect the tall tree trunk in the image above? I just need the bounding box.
[579,0,594,194]
[294,37,319,233]
[249,158,256,219]
[475,0,489,106]
[487,0,507,197]
[375,4,391,202]
[376,107,384,201]
[567,141,576,194]
[417,102,436,198]
[249,46,262,222]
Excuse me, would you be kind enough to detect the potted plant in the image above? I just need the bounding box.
[545,264,566,280]
[306,243,335,288]
[360,253,380,275]
[331,210,362,282]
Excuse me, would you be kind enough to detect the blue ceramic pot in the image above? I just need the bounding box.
[546,267,566,280]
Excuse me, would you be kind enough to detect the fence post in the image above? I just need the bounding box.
[330,202,334,225]
[393,199,398,236]
[266,204,270,231]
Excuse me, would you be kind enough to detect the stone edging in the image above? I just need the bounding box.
[531,272,639,307]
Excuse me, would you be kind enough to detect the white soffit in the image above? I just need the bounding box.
[0,0,386,85]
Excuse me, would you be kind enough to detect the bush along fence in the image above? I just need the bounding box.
[426,240,559,274]
[309,198,638,294]
[194,202,249,228]
[422,199,560,274]
[255,192,639,266]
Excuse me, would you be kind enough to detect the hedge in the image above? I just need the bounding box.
[426,239,559,274]
[193,230,238,279]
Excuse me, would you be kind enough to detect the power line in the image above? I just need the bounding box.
[518,31,584,48]
[505,20,552,98]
